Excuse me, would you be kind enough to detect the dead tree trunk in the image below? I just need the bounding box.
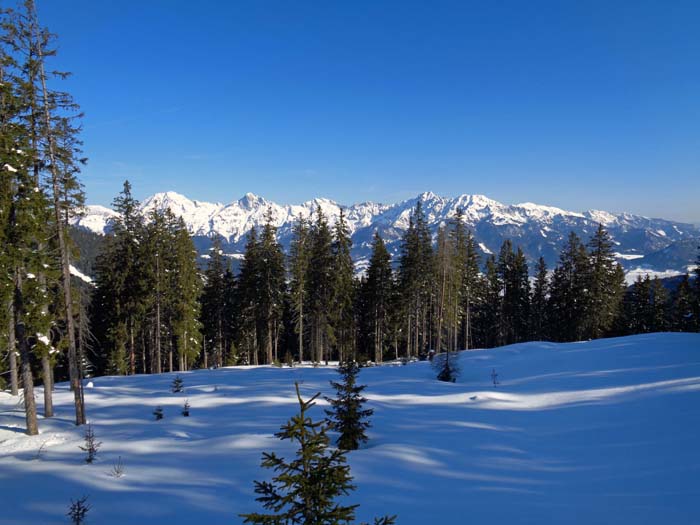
[8,302,18,396]
[14,272,38,436]
[41,353,53,417]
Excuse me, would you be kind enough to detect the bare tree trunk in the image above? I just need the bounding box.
[253,328,259,366]
[32,3,84,426]
[141,330,147,374]
[35,271,53,416]
[273,322,279,362]
[298,300,303,363]
[8,303,18,396]
[266,318,273,364]
[129,323,135,375]
[203,337,208,369]
[155,254,162,373]
[41,354,53,417]
[405,312,411,358]
[217,318,223,367]
[15,272,38,435]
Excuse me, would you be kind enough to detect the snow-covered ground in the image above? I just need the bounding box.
[1,333,699,524]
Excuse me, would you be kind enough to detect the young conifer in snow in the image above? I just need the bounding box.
[79,424,102,464]
[324,361,373,451]
[241,382,395,525]
[67,496,90,525]
[171,374,184,393]
[153,406,164,420]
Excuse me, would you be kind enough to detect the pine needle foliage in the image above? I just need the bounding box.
[241,382,395,525]
[325,361,373,451]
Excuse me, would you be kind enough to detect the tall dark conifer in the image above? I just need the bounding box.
[307,209,334,363]
[257,208,286,364]
[586,224,625,339]
[548,232,590,342]
[288,214,310,362]
[331,210,355,363]
[530,257,548,340]
[670,275,695,332]
[398,201,434,357]
[361,232,393,363]
[200,237,229,367]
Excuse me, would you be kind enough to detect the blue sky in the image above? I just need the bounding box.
[33,0,700,222]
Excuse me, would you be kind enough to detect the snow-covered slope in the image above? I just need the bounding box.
[2,333,699,524]
[72,191,699,274]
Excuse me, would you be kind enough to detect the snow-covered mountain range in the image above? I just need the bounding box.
[72,191,699,276]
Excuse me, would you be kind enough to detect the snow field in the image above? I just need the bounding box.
[1,332,699,524]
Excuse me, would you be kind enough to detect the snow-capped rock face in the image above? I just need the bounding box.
[75,205,120,234]
[71,191,700,274]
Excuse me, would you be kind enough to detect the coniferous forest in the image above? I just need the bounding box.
[86,188,700,378]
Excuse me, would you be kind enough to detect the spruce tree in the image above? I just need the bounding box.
[361,232,393,363]
[331,210,355,363]
[459,226,481,350]
[479,255,502,348]
[585,224,625,339]
[168,216,201,371]
[0,21,52,433]
[307,208,334,363]
[241,382,394,525]
[496,240,515,345]
[670,275,695,332]
[325,361,373,450]
[511,247,530,343]
[397,201,434,358]
[626,275,652,334]
[200,237,228,367]
[434,225,455,354]
[530,257,549,340]
[649,277,669,332]
[548,232,590,342]
[237,227,261,365]
[10,0,88,424]
[257,208,286,364]
[94,181,149,375]
[288,214,310,362]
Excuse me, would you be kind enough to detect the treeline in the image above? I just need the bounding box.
[89,188,700,375]
[0,1,87,434]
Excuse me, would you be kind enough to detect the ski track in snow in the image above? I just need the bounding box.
[1,333,700,524]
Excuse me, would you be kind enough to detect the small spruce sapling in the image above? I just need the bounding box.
[325,361,373,451]
[171,375,184,393]
[67,496,90,525]
[240,382,395,525]
[79,425,102,464]
[182,400,190,417]
[153,406,164,420]
[434,351,460,383]
[491,368,499,387]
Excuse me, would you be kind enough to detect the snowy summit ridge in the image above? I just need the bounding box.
[73,191,699,275]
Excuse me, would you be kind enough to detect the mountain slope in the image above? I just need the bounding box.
[1,333,699,524]
[72,191,699,274]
